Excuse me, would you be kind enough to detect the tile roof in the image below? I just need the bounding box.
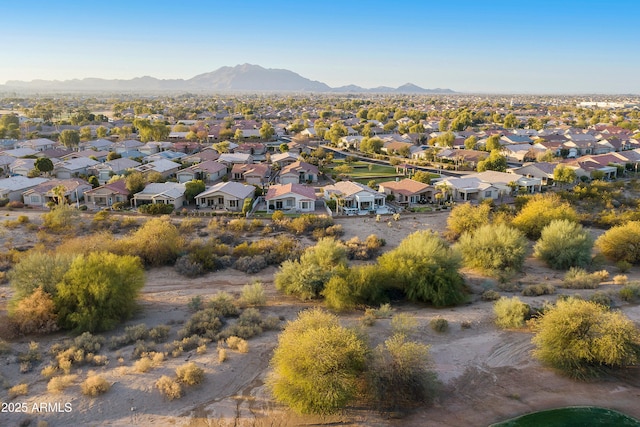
[266,183,317,200]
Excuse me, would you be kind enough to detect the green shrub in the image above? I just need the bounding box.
[138,203,174,215]
[175,362,204,385]
[268,308,367,415]
[240,282,266,306]
[445,203,491,241]
[457,223,527,276]
[206,292,238,317]
[619,284,640,302]
[512,193,579,239]
[9,251,75,300]
[617,260,633,273]
[589,291,612,307]
[322,264,387,311]
[42,205,79,233]
[562,267,601,289]
[481,290,501,301]
[378,231,466,307]
[115,217,183,267]
[493,297,529,329]
[178,308,223,340]
[533,220,594,269]
[595,221,640,263]
[531,298,640,379]
[430,317,449,333]
[521,283,555,297]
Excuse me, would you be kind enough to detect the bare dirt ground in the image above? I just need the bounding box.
[0,211,639,427]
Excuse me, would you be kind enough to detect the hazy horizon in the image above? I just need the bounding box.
[2,0,639,94]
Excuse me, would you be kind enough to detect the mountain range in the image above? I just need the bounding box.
[1,64,455,94]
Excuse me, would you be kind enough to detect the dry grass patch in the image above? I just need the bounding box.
[81,372,111,397]
[8,383,28,399]
[226,336,249,353]
[156,375,182,400]
[175,362,205,386]
[47,374,78,393]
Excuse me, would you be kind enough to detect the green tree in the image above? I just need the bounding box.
[88,176,100,188]
[184,180,205,203]
[493,297,530,329]
[531,298,640,379]
[274,238,347,300]
[55,252,145,332]
[464,135,478,150]
[534,220,593,269]
[485,135,501,151]
[106,152,121,161]
[79,127,92,141]
[59,129,80,149]
[512,193,578,239]
[116,217,183,267]
[553,164,577,188]
[503,113,519,129]
[359,137,384,154]
[259,121,275,140]
[457,223,527,276]
[96,126,108,138]
[234,128,244,141]
[445,202,491,240]
[279,143,289,153]
[477,150,507,172]
[412,171,431,184]
[43,204,79,232]
[325,122,348,145]
[322,264,387,311]
[34,157,54,175]
[595,221,640,263]
[438,118,449,131]
[125,171,146,195]
[268,308,367,414]
[378,231,466,306]
[213,141,231,153]
[9,251,75,300]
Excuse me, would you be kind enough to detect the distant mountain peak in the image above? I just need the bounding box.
[1,64,455,94]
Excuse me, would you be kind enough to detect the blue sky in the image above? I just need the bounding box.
[2,1,639,93]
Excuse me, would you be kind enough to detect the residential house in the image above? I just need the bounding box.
[90,158,141,184]
[23,178,92,207]
[53,157,99,179]
[435,149,488,168]
[176,160,227,184]
[235,143,267,156]
[36,148,73,160]
[217,153,253,166]
[62,149,109,162]
[194,181,255,211]
[0,155,15,175]
[435,177,500,202]
[279,161,319,184]
[84,180,130,207]
[114,139,144,154]
[509,162,558,186]
[9,158,36,177]
[0,176,48,202]
[132,182,186,207]
[17,138,57,152]
[265,183,317,213]
[2,147,39,158]
[502,144,545,162]
[474,170,542,194]
[500,134,533,145]
[378,178,433,205]
[323,181,386,214]
[142,151,187,163]
[270,151,300,168]
[134,159,181,178]
[230,163,271,185]
[88,139,114,151]
[182,148,220,164]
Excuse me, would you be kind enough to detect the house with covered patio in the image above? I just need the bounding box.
[265,183,317,213]
[377,178,433,206]
[194,181,255,211]
[322,181,386,215]
[132,182,186,208]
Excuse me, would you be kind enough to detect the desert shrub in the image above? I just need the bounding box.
[533,220,594,269]
[219,308,264,340]
[187,295,203,312]
[233,255,268,273]
[481,290,501,301]
[9,251,75,300]
[617,260,633,273]
[367,333,437,411]
[175,362,204,385]
[41,365,58,378]
[9,287,59,334]
[42,205,79,233]
[619,284,640,302]
[285,214,334,235]
[391,313,418,337]
[531,298,640,379]
[562,267,601,289]
[322,264,388,311]
[521,283,555,297]
[343,235,384,260]
[0,339,11,354]
[218,348,227,363]
[226,336,249,353]
[178,308,223,340]
[275,238,347,300]
[47,374,77,393]
[81,373,110,396]
[312,224,344,240]
[512,193,579,240]
[445,202,491,241]
[430,317,449,333]
[493,297,529,329]
[589,291,612,307]
[457,223,527,276]
[206,292,238,317]
[138,203,174,215]
[174,255,205,277]
[9,383,28,399]
[115,217,183,267]
[378,231,466,307]
[156,375,182,400]
[240,281,266,307]
[55,252,145,332]
[148,325,170,343]
[91,355,108,366]
[7,200,23,208]
[614,275,629,286]
[268,308,367,415]
[595,221,640,263]
[461,320,472,329]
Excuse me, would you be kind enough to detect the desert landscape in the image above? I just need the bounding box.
[0,210,639,427]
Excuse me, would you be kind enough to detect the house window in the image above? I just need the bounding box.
[229,200,238,208]
[485,191,492,198]
[30,196,39,203]
[217,197,224,205]
[285,200,293,207]
[300,201,309,210]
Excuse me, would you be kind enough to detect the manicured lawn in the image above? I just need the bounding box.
[329,160,399,178]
